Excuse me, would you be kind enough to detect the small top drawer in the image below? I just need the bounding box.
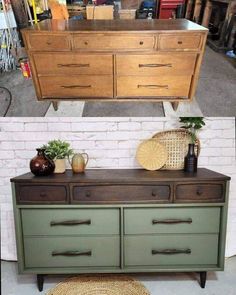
[124,207,220,234]
[16,184,68,204]
[175,183,225,203]
[71,184,172,203]
[27,34,71,51]
[73,35,155,51]
[159,34,201,50]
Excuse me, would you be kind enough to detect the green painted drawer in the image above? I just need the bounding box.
[21,209,119,236]
[24,236,120,268]
[124,207,220,234]
[124,234,219,266]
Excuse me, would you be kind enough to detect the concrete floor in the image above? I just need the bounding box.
[0,46,235,117]
[1,257,236,295]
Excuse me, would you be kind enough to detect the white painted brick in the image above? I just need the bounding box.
[200,129,222,139]
[118,122,141,131]
[95,141,118,149]
[209,157,232,166]
[1,123,24,131]
[211,119,234,130]
[1,141,25,150]
[0,151,14,159]
[48,123,71,131]
[200,148,221,157]
[141,121,164,131]
[24,123,48,131]
[72,141,96,150]
[210,139,233,147]
[15,150,36,159]
[71,122,117,132]
[221,148,235,157]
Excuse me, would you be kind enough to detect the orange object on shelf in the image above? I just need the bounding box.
[48,0,69,20]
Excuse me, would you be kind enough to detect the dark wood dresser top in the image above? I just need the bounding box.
[11,168,230,184]
[22,19,208,33]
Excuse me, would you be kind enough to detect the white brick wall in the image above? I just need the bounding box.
[0,117,235,260]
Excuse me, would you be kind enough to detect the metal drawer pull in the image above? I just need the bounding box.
[57,63,90,68]
[137,84,168,89]
[61,85,91,89]
[50,219,91,226]
[139,63,172,68]
[152,218,192,224]
[52,250,92,257]
[152,248,191,255]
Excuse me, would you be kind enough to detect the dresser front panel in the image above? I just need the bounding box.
[124,234,219,266]
[158,34,202,50]
[71,184,172,203]
[124,207,220,234]
[33,53,113,75]
[27,33,71,51]
[39,75,113,98]
[21,208,119,236]
[24,236,120,268]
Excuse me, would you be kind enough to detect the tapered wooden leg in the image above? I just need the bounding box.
[52,101,59,111]
[199,271,207,288]
[37,274,44,292]
[171,102,179,111]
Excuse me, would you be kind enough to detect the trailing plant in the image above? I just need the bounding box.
[42,140,73,160]
[179,117,205,144]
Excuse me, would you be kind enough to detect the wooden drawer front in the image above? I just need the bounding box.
[124,207,220,234]
[116,76,191,97]
[21,208,119,236]
[39,76,113,98]
[73,35,154,51]
[33,53,113,75]
[16,184,68,204]
[175,183,225,202]
[124,234,218,266]
[24,236,119,268]
[27,34,70,51]
[159,34,201,50]
[72,184,171,203]
[116,53,197,76]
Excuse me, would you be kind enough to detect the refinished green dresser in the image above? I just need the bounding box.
[11,168,230,291]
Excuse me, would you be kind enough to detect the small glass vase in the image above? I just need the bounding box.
[30,148,55,176]
[184,143,198,173]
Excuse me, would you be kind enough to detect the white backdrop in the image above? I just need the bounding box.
[0,117,235,260]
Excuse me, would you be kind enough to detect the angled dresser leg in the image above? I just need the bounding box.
[171,101,179,111]
[37,274,44,292]
[52,101,59,111]
[199,271,207,288]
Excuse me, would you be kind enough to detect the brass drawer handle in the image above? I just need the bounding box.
[137,84,168,89]
[152,248,191,255]
[52,250,92,257]
[139,63,172,68]
[61,85,91,89]
[152,218,192,224]
[57,63,90,68]
[139,41,144,45]
[50,219,91,226]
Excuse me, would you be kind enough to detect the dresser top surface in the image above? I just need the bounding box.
[22,19,208,33]
[11,168,230,183]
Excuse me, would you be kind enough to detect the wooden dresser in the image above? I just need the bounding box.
[22,19,208,111]
[11,168,230,291]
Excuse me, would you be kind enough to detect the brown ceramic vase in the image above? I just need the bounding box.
[30,148,55,176]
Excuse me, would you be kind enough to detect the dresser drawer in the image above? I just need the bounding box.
[39,75,113,98]
[116,76,191,98]
[16,184,68,204]
[24,236,120,268]
[27,34,71,51]
[73,35,155,51]
[71,184,171,203]
[175,183,225,203]
[21,208,119,235]
[124,234,218,266]
[124,207,220,234]
[33,53,113,75]
[159,34,201,50]
[116,53,197,76]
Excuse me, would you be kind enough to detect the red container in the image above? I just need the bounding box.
[159,0,185,19]
[20,59,31,79]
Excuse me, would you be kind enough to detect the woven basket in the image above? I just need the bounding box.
[152,129,200,170]
[46,275,150,295]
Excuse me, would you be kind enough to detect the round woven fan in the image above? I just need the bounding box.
[152,128,200,170]
[136,139,168,171]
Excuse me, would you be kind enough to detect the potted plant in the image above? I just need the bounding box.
[179,117,205,172]
[43,140,73,173]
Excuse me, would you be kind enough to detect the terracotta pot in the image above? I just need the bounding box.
[30,148,55,176]
[54,159,66,173]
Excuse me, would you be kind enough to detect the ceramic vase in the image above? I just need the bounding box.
[184,143,198,173]
[30,148,55,176]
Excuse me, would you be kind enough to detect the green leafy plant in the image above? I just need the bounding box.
[43,140,73,160]
[179,117,205,143]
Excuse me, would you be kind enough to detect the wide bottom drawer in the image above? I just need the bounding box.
[116,76,192,98]
[39,76,113,98]
[24,236,120,268]
[124,234,218,266]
